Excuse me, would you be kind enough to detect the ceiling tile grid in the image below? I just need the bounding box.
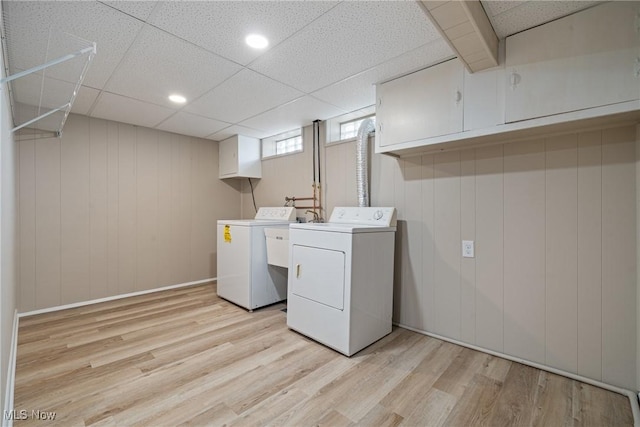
[155,111,230,139]
[90,92,175,128]
[481,0,601,38]
[71,86,101,116]
[208,124,267,141]
[248,1,442,94]
[2,0,610,140]
[184,68,304,124]
[311,38,455,112]
[98,0,159,22]
[3,1,143,89]
[104,24,243,109]
[147,1,339,66]
[239,95,346,137]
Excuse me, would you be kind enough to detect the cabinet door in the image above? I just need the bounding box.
[218,137,238,178]
[505,2,640,123]
[377,59,464,147]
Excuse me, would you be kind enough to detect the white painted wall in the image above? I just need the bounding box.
[1,34,18,415]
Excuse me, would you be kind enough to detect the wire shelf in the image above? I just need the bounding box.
[1,10,95,136]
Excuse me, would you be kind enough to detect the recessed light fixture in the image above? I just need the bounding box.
[245,33,269,49]
[168,94,187,104]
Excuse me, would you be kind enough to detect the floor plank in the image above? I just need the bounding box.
[13,282,634,426]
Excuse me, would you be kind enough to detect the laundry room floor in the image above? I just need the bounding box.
[13,282,633,426]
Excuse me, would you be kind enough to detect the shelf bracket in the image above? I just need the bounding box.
[2,40,96,135]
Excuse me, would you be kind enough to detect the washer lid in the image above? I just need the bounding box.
[217,219,293,227]
[290,222,396,233]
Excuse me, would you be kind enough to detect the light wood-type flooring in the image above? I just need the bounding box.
[14,283,633,426]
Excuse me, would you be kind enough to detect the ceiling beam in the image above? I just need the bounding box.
[419,0,499,73]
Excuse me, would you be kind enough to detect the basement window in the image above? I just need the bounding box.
[340,116,376,140]
[262,128,303,159]
[325,105,376,145]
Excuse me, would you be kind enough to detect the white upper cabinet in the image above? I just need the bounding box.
[218,134,262,179]
[376,59,464,148]
[463,65,505,131]
[505,2,640,123]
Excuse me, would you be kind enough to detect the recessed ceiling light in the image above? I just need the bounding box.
[245,34,269,49]
[168,94,186,104]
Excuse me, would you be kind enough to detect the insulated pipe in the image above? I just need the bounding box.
[356,118,375,207]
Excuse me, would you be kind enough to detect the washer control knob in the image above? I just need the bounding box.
[373,210,384,220]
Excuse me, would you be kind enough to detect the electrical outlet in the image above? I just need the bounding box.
[462,240,474,258]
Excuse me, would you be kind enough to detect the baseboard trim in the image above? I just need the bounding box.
[3,310,19,427]
[396,322,640,427]
[19,278,216,318]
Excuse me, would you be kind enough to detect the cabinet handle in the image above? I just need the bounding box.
[635,58,640,78]
[378,123,383,133]
[510,70,521,90]
[378,98,382,107]
[296,264,301,278]
[454,90,462,105]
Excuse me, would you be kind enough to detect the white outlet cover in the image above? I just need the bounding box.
[462,240,474,258]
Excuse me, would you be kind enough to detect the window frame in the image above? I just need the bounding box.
[325,105,376,145]
[261,128,303,159]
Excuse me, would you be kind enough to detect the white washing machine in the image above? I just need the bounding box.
[287,207,396,356]
[217,207,296,310]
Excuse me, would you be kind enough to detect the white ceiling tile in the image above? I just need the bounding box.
[480,1,523,18]
[99,1,158,21]
[311,39,454,112]
[71,86,101,115]
[2,1,143,88]
[185,69,303,123]
[249,1,441,93]
[239,96,346,136]
[105,25,242,108]
[207,124,268,141]
[310,72,377,114]
[148,1,339,65]
[156,112,230,138]
[375,39,455,83]
[90,92,174,128]
[484,1,600,39]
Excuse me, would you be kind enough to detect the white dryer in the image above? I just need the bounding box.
[287,207,396,356]
[217,207,296,310]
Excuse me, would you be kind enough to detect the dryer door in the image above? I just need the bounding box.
[291,245,345,310]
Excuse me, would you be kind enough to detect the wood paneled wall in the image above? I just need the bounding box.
[366,125,637,390]
[17,114,241,312]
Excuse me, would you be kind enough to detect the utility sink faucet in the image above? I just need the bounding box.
[306,210,322,223]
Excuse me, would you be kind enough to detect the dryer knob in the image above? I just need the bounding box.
[373,210,384,220]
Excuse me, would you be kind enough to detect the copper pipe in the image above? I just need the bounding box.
[284,196,315,201]
[312,184,317,213]
[317,183,323,220]
[293,205,322,210]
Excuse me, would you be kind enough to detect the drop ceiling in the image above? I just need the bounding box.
[1,0,601,141]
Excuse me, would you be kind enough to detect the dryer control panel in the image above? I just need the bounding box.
[255,207,296,221]
[329,207,397,227]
